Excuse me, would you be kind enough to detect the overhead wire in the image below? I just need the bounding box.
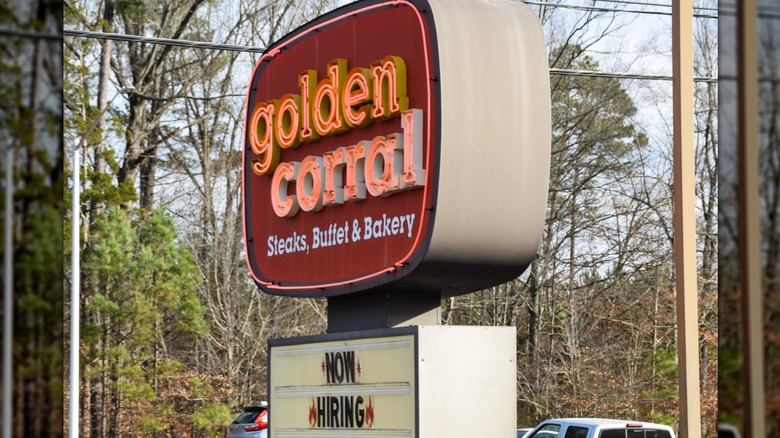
[63,30,720,83]
[0,28,62,41]
[522,1,717,18]
[589,0,717,12]
[718,1,780,19]
[550,68,717,83]
[63,29,265,53]
[63,0,725,84]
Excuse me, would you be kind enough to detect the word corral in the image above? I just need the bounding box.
[247,56,426,218]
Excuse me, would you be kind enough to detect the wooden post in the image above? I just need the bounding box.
[737,0,766,436]
[672,1,701,437]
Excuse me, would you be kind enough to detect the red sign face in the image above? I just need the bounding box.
[242,0,438,297]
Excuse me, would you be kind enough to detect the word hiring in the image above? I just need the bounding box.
[270,108,425,218]
[309,395,373,429]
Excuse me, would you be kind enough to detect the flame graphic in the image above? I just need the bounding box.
[365,396,374,428]
[308,398,317,427]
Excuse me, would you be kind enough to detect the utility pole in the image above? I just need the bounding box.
[3,143,13,438]
[737,0,766,437]
[672,0,701,437]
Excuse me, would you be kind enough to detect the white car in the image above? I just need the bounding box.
[524,418,676,438]
[227,402,269,438]
[518,427,534,437]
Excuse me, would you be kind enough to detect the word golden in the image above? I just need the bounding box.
[249,56,409,176]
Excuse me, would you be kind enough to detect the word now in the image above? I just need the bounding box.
[323,350,358,384]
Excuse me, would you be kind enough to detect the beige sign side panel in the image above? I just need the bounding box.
[425,0,551,266]
[417,326,517,437]
[269,335,417,437]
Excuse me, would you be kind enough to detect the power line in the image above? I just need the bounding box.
[590,0,717,12]
[63,29,266,53]
[0,28,62,41]
[63,32,721,85]
[522,1,718,18]
[702,1,780,19]
[717,9,780,20]
[719,74,780,84]
[550,68,718,83]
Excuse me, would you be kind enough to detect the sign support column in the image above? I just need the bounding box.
[672,1,701,437]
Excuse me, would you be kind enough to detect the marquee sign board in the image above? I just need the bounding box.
[242,0,551,297]
[268,325,516,437]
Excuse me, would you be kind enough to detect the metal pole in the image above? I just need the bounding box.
[2,145,13,438]
[672,1,701,437]
[69,138,81,438]
[737,0,765,436]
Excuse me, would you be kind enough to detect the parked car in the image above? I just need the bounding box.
[518,427,534,437]
[228,402,269,438]
[524,418,676,438]
[718,423,741,438]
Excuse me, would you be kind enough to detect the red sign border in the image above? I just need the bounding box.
[242,0,441,297]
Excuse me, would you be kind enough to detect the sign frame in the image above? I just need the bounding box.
[242,0,551,298]
[267,325,517,437]
[242,0,442,297]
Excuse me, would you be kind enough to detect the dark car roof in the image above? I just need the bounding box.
[231,404,268,425]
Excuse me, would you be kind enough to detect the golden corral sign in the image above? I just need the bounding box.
[242,0,550,297]
[269,332,417,436]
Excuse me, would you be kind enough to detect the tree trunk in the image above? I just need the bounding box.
[118,94,148,210]
[94,0,114,185]
[528,258,540,391]
[139,147,157,212]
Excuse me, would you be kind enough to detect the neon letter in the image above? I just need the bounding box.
[313,59,348,136]
[271,162,300,217]
[297,156,325,213]
[323,149,345,206]
[371,56,408,119]
[249,101,280,176]
[342,67,373,128]
[298,70,320,143]
[276,94,301,149]
[400,109,425,188]
[343,144,366,202]
[365,135,400,197]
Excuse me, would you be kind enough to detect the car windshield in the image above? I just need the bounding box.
[232,408,265,424]
[530,424,562,438]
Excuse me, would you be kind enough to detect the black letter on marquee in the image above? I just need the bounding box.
[317,396,327,427]
[344,351,356,383]
[330,396,340,427]
[355,395,365,428]
[325,353,336,383]
[344,396,354,427]
[334,352,344,382]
